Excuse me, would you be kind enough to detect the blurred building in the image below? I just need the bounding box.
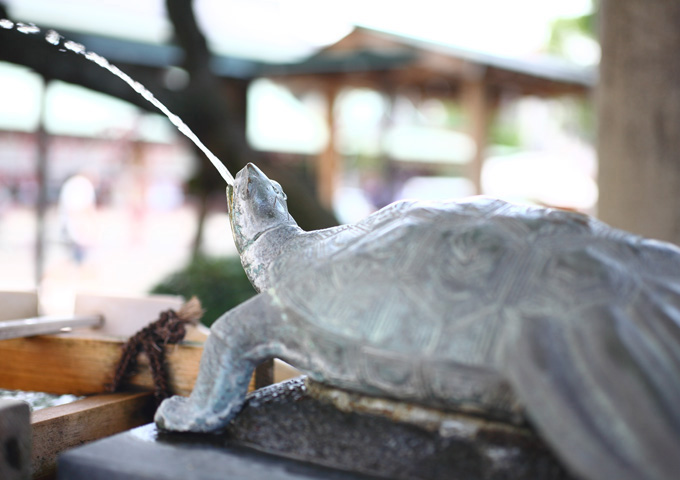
[257,27,595,216]
[0,15,595,302]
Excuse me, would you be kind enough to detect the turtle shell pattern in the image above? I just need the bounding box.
[265,197,680,416]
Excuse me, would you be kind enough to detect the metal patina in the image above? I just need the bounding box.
[156,163,680,480]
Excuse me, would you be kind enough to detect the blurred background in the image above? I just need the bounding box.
[0,0,675,320]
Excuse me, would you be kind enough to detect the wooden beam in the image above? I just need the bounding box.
[486,67,590,97]
[31,391,155,479]
[0,334,204,396]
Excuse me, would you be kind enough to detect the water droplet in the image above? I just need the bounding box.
[84,51,109,68]
[31,23,234,185]
[45,30,60,45]
[0,19,13,29]
[16,22,40,34]
[64,40,85,54]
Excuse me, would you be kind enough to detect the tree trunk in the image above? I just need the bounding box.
[191,190,209,259]
[164,0,338,234]
[597,0,680,245]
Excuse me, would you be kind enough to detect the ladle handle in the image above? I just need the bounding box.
[0,315,104,340]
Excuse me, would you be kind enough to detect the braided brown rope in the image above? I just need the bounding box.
[108,297,203,403]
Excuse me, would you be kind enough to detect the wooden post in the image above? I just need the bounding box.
[35,79,49,286]
[379,88,397,203]
[597,0,680,245]
[317,84,340,209]
[461,77,491,195]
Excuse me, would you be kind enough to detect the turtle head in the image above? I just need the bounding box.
[228,163,297,256]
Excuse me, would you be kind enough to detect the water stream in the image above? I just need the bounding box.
[0,19,235,185]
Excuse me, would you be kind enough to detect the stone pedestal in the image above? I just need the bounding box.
[58,377,574,480]
[0,399,31,480]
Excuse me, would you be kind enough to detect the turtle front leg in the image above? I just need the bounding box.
[155,292,284,433]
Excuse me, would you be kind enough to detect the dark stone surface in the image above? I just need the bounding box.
[58,423,381,480]
[59,378,574,480]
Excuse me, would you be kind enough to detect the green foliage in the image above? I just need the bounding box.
[560,97,596,143]
[552,13,597,39]
[489,119,522,148]
[444,102,465,129]
[548,5,598,59]
[150,255,256,327]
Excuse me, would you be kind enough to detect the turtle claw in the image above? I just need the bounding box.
[155,396,195,432]
[155,394,243,433]
[155,395,218,433]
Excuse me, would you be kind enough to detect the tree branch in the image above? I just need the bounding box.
[163,0,338,230]
[165,0,211,74]
[0,2,338,230]
[0,27,164,113]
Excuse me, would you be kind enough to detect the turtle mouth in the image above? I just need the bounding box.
[245,163,269,185]
[226,184,234,214]
[234,163,267,197]
[245,162,264,175]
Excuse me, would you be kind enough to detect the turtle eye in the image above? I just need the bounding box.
[271,180,287,200]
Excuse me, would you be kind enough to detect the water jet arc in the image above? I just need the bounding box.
[1,18,235,185]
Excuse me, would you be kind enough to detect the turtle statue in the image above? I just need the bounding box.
[156,163,680,480]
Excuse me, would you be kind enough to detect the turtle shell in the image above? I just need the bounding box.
[266,197,680,411]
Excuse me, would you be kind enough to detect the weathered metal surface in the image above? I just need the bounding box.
[157,163,680,480]
[0,315,103,340]
[61,378,572,480]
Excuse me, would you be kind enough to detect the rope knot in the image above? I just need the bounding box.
[108,297,203,403]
